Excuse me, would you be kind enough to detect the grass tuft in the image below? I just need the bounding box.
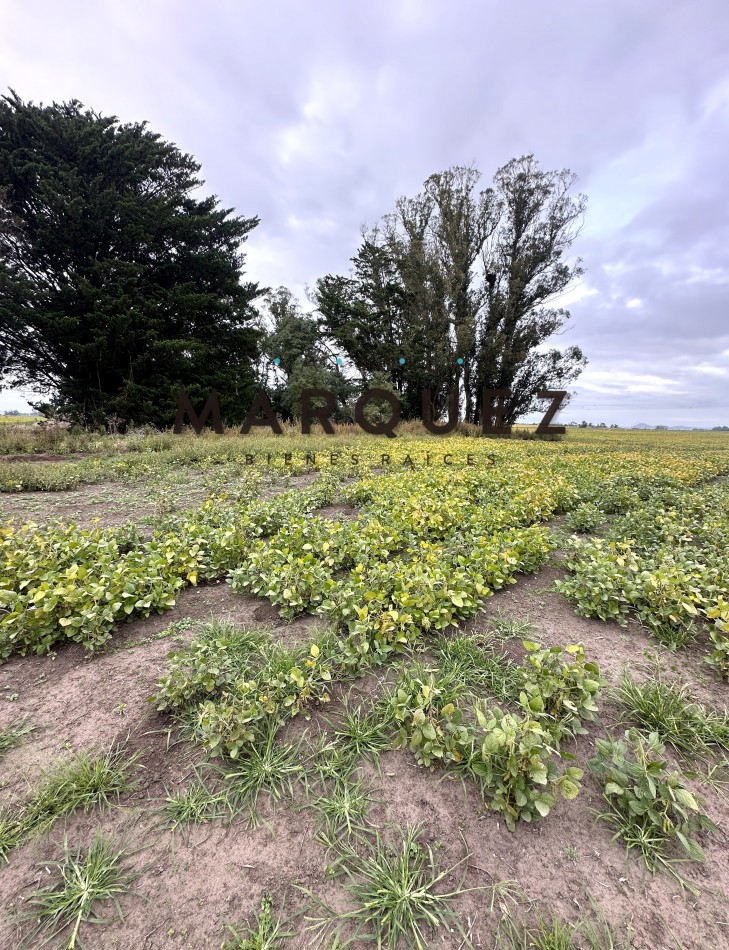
[162,766,232,832]
[0,807,22,863]
[0,717,35,758]
[308,773,375,843]
[495,899,637,950]
[19,830,138,950]
[486,611,535,642]
[614,670,729,758]
[302,824,474,949]
[431,632,522,701]
[331,697,393,763]
[23,742,142,839]
[496,914,578,949]
[305,733,359,784]
[215,728,305,825]
[2,741,141,859]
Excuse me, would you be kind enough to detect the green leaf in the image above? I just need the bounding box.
[560,779,580,800]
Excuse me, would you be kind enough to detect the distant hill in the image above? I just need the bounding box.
[631,423,707,431]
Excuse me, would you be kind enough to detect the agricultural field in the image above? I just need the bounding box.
[1,425,728,949]
[0,418,43,426]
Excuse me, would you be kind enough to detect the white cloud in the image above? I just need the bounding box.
[577,370,685,395]
[693,364,728,376]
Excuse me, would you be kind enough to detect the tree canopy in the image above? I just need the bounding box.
[0,90,263,429]
[258,286,354,421]
[315,156,587,424]
[0,93,587,434]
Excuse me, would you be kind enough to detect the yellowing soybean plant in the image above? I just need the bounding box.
[1,427,728,949]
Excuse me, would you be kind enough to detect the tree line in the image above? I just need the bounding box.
[0,91,587,430]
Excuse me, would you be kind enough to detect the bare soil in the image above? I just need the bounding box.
[0,468,305,533]
[314,503,360,521]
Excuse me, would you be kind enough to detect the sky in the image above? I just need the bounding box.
[1,0,728,427]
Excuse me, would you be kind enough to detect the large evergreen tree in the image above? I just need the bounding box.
[0,90,263,429]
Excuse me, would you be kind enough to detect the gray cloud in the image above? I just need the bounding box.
[2,0,728,425]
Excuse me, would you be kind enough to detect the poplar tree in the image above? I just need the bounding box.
[315,156,587,424]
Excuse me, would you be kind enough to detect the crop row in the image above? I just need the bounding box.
[556,479,729,673]
[152,623,596,827]
[153,618,717,877]
[3,459,555,660]
[0,477,340,660]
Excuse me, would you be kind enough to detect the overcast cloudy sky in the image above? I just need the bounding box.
[2,0,728,426]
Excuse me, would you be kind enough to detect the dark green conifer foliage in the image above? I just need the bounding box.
[0,90,263,428]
